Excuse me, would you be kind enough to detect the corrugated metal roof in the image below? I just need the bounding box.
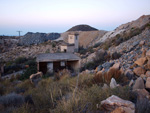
[36,53,80,62]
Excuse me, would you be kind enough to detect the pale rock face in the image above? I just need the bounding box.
[101,95,135,113]
[110,78,118,89]
[133,77,145,90]
[146,77,150,89]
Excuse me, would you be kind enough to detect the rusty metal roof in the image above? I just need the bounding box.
[36,53,80,62]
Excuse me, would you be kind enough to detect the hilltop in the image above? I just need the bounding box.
[67,24,98,31]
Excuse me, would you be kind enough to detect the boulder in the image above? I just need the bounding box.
[146,50,150,58]
[146,71,150,77]
[102,83,109,90]
[141,49,146,57]
[134,57,147,66]
[133,89,149,100]
[139,40,145,46]
[110,78,118,89]
[101,95,135,113]
[125,69,134,80]
[129,79,134,87]
[146,60,150,69]
[95,65,103,72]
[133,67,146,76]
[102,62,114,72]
[112,63,120,70]
[30,72,43,85]
[146,77,150,89]
[133,77,145,90]
[111,106,134,113]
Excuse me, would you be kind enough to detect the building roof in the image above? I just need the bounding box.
[36,53,80,62]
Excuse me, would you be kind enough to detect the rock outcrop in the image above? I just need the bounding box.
[101,95,135,113]
[19,32,60,45]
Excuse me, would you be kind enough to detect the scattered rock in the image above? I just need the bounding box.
[146,77,150,89]
[133,67,146,76]
[129,79,134,87]
[125,69,134,80]
[102,62,114,72]
[134,57,147,66]
[30,72,43,86]
[112,63,120,70]
[133,77,145,90]
[139,40,145,46]
[141,49,146,57]
[101,95,135,113]
[146,71,150,77]
[102,83,109,90]
[146,49,150,58]
[111,106,134,113]
[110,78,118,89]
[133,89,149,100]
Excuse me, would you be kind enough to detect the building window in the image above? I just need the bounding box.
[61,61,65,66]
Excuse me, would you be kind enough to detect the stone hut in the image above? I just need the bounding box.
[36,53,80,74]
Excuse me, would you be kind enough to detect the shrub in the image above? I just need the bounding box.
[15,57,27,64]
[20,66,37,80]
[52,85,132,113]
[0,93,24,107]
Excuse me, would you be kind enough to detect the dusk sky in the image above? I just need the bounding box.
[0,0,150,36]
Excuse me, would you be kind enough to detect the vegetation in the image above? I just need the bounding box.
[0,71,134,113]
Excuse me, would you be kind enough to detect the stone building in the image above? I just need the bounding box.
[60,33,79,53]
[36,53,80,74]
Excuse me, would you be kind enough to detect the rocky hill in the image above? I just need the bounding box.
[19,32,60,45]
[67,24,98,31]
[95,15,150,45]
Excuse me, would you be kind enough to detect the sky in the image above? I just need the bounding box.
[0,0,150,36]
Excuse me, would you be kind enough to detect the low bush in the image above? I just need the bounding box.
[15,57,27,64]
[52,85,132,113]
[0,93,24,107]
[20,66,37,80]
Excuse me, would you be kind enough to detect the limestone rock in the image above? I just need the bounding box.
[133,77,145,90]
[101,95,135,113]
[133,67,146,76]
[146,77,150,89]
[30,72,43,85]
[129,79,134,87]
[110,78,118,89]
[134,57,147,66]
